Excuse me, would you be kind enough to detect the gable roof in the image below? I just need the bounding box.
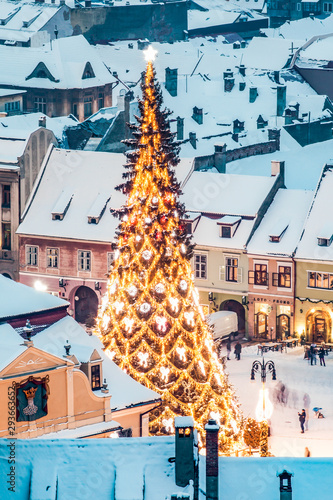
[295,164,333,261]
[181,170,276,216]
[33,316,161,410]
[17,148,194,242]
[247,188,314,257]
[0,35,116,89]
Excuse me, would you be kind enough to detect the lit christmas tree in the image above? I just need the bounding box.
[96,47,243,454]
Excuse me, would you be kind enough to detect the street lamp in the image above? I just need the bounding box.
[250,358,276,457]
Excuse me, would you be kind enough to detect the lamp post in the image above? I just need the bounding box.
[250,359,276,457]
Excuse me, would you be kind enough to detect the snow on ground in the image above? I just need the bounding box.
[222,342,333,457]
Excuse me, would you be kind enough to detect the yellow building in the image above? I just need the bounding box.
[0,276,160,439]
[295,164,333,343]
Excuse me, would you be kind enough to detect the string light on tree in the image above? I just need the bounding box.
[95,49,243,454]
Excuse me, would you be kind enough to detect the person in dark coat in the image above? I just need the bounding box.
[309,343,317,365]
[298,409,306,433]
[234,341,242,361]
[319,346,326,367]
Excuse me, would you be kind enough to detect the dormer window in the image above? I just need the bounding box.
[51,190,74,221]
[181,214,200,235]
[26,62,58,83]
[87,194,110,225]
[221,225,231,238]
[269,219,289,243]
[91,364,101,390]
[317,223,333,247]
[318,237,332,247]
[82,62,95,80]
[37,70,47,78]
[217,215,241,238]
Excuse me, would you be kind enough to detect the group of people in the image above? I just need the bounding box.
[308,343,326,366]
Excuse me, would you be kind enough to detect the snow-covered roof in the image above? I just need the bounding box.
[295,165,333,261]
[243,37,294,70]
[226,131,333,190]
[188,8,240,31]
[0,88,25,98]
[0,112,77,142]
[247,188,313,257]
[0,138,26,165]
[0,1,62,43]
[0,322,26,371]
[181,170,276,216]
[262,14,333,42]
[0,274,68,321]
[17,148,193,242]
[0,439,332,499]
[35,420,122,439]
[0,35,116,89]
[33,315,161,410]
[193,214,254,250]
[96,36,318,158]
[295,34,333,67]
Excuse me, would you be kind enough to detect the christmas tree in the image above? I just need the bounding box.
[96,47,243,454]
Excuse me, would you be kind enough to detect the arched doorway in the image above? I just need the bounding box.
[306,309,331,343]
[2,273,12,279]
[220,299,245,334]
[74,286,98,324]
[255,311,268,338]
[276,314,290,339]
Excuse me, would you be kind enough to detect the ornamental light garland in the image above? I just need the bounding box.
[95,49,243,454]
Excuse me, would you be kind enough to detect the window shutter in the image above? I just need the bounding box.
[272,273,279,287]
[266,273,269,286]
[248,270,255,284]
[237,267,243,283]
[219,265,225,281]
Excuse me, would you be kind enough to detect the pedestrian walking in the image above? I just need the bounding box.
[298,409,306,433]
[310,343,317,365]
[234,341,242,361]
[319,346,326,367]
[226,337,231,360]
[304,447,311,457]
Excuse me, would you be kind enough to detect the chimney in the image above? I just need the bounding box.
[239,82,246,91]
[189,132,197,149]
[223,69,233,79]
[271,160,285,178]
[214,144,226,173]
[205,419,219,500]
[192,106,203,125]
[249,87,258,103]
[224,76,235,92]
[233,119,244,134]
[177,116,184,141]
[289,102,300,120]
[85,0,91,6]
[277,85,286,117]
[174,416,196,488]
[239,64,246,76]
[277,470,293,500]
[268,128,281,150]
[38,116,46,128]
[274,70,280,83]
[223,69,234,92]
[137,38,149,50]
[165,67,178,97]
